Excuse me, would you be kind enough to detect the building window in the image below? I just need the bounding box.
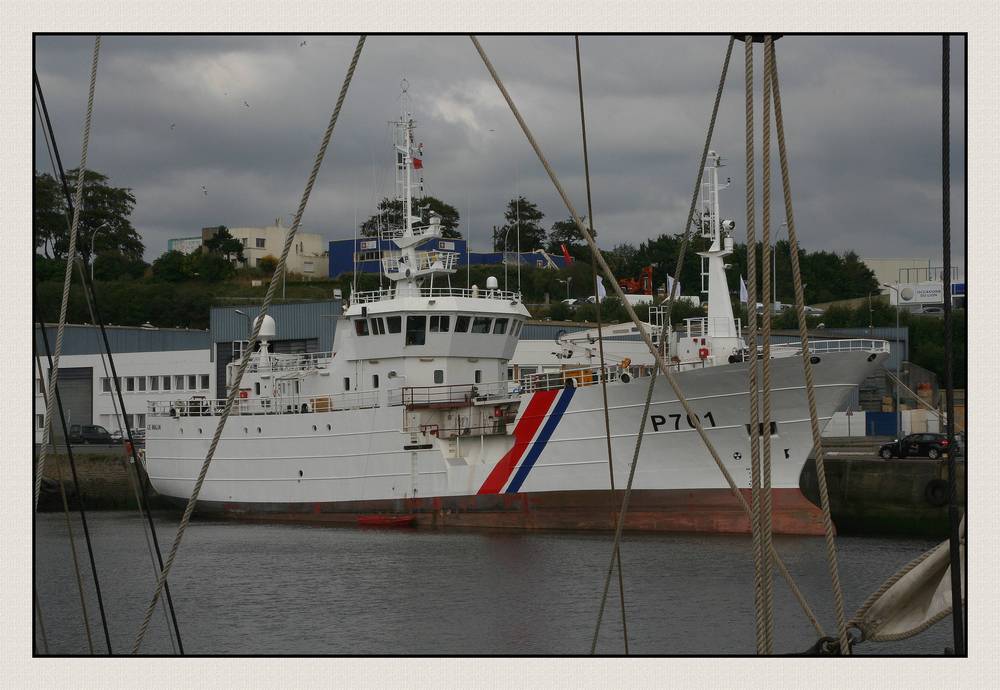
[240,237,248,246]
[507,367,515,380]
[475,370,482,384]
[255,238,266,249]
[136,413,146,429]
[188,375,197,390]
[162,375,171,391]
[343,377,351,392]
[472,317,492,334]
[372,374,379,389]
[386,316,401,334]
[492,318,509,335]
[138,377,147,392]
[101,377,111,393]
[455,315,471,332]
[151,376,159,391]
[174,375,184,390]
[36,414,45,429]
[433,370,444,384]
[429,315,450,333]
[405,315,426,346]
[126,377,135,392]
[303,261,314,273]
[355,319,370,336]
[201,374,210,390]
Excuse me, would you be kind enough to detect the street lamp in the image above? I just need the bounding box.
[867,289,880,336]
[557,277,573,300]
[882,283,903,437]
[89,221,111,282]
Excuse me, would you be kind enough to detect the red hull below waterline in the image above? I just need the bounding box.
[179,488,828,536]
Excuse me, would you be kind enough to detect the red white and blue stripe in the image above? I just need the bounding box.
[478,386,576,495]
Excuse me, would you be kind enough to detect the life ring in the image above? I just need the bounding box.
[924,479,949,507]
[698,347,710,359]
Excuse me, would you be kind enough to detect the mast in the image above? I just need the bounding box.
[698,152,738,339]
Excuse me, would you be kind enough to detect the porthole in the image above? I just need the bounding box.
[198,428,203,434]
[810,356,821,365]
[298,470,303,477]
[326,424,331,431]
[179,428,184,435]
[257,426,262,434]
[867,353,877,362]
[243,427,248,434]
[312,425,317,432]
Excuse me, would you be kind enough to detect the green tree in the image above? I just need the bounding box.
[360,196,461,238]
[93,252,148,281]
[204,225,245,263]
[33,169,144,262]
[186,252,235,282]
[494,196,546,252]
[151,250,189,282]
[546,217,597,260]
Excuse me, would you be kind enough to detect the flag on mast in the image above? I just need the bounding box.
[739,275,749,304]
[596,275,607,302]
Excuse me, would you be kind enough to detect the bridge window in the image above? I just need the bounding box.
[455,315,471,332]
[201,374,210,389]
[162,376,171,391]
[343,377,351,391]
[386,316,402,333]
[372,374,379,389]
[472,317,492,334]
[371,317,386,335]
[434,369,444,384]
[150,376,159,391]
[355,319,370,336]
[475,370,482,384]
[406,315,426,346]
[430,315,450,332]
[255,382,261,395]
[492,318,508,335]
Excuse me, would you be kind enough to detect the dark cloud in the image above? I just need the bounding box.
[34,34,965,271]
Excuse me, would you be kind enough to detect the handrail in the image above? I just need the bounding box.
[246,351,333,373]
[148,390,379,418]
[769,338,890,355]
[351,286,522,304]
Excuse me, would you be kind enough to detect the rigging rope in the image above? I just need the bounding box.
[940,33,965,656]
[574,34,629,655]
[34,287,112,653]
[766,36,849,653]
[759,38,776,652]
[742,35,769,655]
[33,340,95,655]
[470,34,825,641]
[34,67,185,652]
[33,590,50,655]
[36,35,101,512]
[131,35,367,653]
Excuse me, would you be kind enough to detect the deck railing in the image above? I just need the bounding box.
[148,390,380,418]
[246,351,333,373]
[770,338,890,356]
[392,381,511,407]
[351,286,522,304]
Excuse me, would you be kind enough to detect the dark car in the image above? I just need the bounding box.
[879,433,951,460]
[68,424,113,445]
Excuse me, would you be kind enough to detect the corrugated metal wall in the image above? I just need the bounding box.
[209,300,342,352]
[34,324,209,356]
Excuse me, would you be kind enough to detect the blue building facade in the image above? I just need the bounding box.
[328,239,566,278]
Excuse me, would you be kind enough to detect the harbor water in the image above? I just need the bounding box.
[33,512,953,655]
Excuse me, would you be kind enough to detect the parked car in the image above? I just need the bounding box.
[561,298,579,308]
[879,433,951,459]
[68,424,113,445]
[914,306,944,316]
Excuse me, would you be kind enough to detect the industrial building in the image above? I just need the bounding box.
[328,237,567,278]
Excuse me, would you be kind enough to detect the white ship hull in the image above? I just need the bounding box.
[145,350,885,534]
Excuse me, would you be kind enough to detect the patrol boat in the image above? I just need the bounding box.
[144,111,888,535]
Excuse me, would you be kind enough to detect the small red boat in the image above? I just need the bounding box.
[357,514,417,528]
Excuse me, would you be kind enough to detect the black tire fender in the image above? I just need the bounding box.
[924,478,949,507]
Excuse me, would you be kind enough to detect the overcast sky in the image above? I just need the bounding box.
[33,34,966,271]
